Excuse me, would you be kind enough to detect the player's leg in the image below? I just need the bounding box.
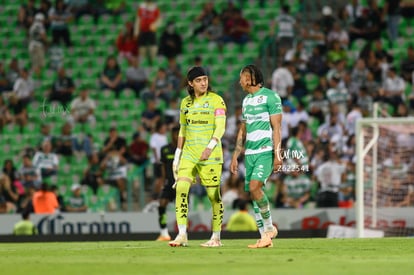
[169,159,195,247]
[246,153,277,248]
[252,201,264,237]
[157,197,171,241]
[199,164,223,247]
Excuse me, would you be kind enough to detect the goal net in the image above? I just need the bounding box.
[356,117,414,237]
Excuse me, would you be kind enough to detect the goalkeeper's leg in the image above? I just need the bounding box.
[169,179,191,247]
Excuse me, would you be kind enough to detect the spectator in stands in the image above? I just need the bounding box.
[158,21,183,60]
[18,0,37,29]
[386,179,410,207]
[319,6,335,33]
[0,95,13,132]
[302,20,326,55]
[226,200,257,232]
[314,149,346,207]
[400,45,414,82]
[317,114,344,145]
[100,56,124,98]
[271,61,294,101]
[141,98,162,133]
[13,211,37,235]
[285,40,309,73]
[384,0,402,42]
[81,152,104,194]
[33,140,59,179]
[308,86,329,124]
[19,154,41,189]
[378,66,406,109]
[37,0,52,30]
[348,8,381,45]
[145,68,173,104]
[1,160,20,210]
[281,167,311,208]
[68,88,96,126]
[327,22,349,49]
[149,121,168,199]
[307,46,328,77]
[6,58,21,88]
[100,147,128,204]
[165,57,183,96]
[116,21,138,63]
[327,40,348,68]
[48,67,75,106]
[0,62,11,93]
[221,9,250,45]
[224,105,242,149]
[64,183,87,212]
[9,68,34,129]
[101,127,127,157]
[28,13,48,74]
[350,58,369,96]
[134,0,161,66]
[32,182,59,214]
[326,74,350,114]
[125,58,148,98]
[0,171,17,213]
[49,0,73,47]
[128,132,149,167]
[270,4,296,55]
[53,122,76,157]
[36,123,53,149]
[345,0,363,23]
[193,2,218,37]
[357,86,374,116]
[204,15,224,47]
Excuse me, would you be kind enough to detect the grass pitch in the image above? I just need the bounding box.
[2,238,414,275]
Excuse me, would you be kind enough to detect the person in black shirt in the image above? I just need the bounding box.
[156,125,179,241]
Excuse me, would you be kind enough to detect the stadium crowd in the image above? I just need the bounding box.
[1,0,414,215]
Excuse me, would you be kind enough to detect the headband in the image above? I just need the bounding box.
[187,66,207,81]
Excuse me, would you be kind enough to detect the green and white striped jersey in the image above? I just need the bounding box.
[242,87,282,155]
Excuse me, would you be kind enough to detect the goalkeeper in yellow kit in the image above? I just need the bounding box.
[169,66,226,247]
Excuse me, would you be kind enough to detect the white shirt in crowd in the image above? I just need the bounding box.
[314,160,346,193]
[32,152,59,170]
[13,77,34,99]
[71,96,96,117]
[271,67,294,98]
[149,132,168,163]
[383,76,406,97]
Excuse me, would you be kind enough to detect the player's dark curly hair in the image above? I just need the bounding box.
[240,64,264,87]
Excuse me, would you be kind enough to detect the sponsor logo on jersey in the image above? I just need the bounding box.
[190,119,208,124]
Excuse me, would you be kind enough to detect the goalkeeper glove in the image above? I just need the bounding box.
[172,148,182,181]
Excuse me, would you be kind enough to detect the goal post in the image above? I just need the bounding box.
[356,116,414,238]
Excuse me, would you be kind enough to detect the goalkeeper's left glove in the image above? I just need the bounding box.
[172,148,182,181]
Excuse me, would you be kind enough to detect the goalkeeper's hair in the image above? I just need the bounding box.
[240,64,264,87]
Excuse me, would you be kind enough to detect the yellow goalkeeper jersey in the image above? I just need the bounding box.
[179,91,226,164]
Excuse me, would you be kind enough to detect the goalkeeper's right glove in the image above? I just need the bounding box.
[172,148,182,182]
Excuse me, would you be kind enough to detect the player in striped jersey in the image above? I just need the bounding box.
[169,67,226,247]
[230,64,282,248]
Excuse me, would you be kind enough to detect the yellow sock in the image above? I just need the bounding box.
[206,186,223,233]
[175,180,191,231]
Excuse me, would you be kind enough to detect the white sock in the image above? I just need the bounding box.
[161,228,169,237]
[211,231,220,240]
[178,224,187,236]
[263,218,274,231]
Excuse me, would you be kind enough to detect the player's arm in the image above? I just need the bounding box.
[200,99,226,160]
[271,113,283,171]
[230,121,246,174]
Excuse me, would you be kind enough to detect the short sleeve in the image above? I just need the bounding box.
[267,92,282,115]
